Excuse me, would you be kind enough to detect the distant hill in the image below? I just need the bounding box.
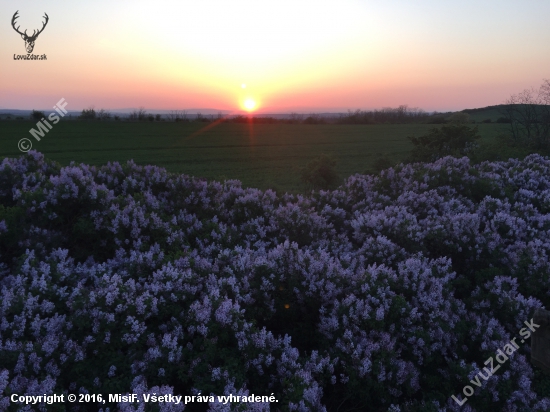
[459,105,507,122]
[460,104,548,123]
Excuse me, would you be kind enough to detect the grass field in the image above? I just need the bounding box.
[0,120,507,192]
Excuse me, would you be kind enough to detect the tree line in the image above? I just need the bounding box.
[12,80,550,144]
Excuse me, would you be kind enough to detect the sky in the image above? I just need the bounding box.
[1,0,549,113]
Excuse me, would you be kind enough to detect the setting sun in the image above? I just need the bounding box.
[243,98,256,111]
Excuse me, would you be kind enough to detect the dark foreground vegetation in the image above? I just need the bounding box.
[1,150,550,411]
[1,80,549,410]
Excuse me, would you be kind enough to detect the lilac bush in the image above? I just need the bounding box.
[1,151,549,411]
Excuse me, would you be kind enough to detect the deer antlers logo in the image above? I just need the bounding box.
[11,11,49,54]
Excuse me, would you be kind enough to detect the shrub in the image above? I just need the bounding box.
[407,124,481,162]
[371,155,394,174]
[303,114,325,124]
[447,112,471,124]
[300,154,340,190]
[79,107,97,120]
[30,110,45,121]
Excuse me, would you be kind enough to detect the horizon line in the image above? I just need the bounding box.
[0,104,508,114]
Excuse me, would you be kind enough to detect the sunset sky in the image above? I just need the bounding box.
[1,0,549,113]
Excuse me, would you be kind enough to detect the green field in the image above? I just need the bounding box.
[0,120,507,192]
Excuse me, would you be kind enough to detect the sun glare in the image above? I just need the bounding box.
[244,98,256,111]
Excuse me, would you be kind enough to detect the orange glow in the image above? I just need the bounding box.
[3,2,550,112]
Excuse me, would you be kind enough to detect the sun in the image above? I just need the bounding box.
[243,98,256,111]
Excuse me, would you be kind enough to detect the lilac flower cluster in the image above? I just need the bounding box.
[1,151,549,411]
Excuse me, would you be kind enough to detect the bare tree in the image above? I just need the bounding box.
[137,107,147,121]
[170,110,187,122]
[304,113,325,124]
[128,107,148,121]
[167,110,187,121]
[97,109,111,121]
[396,105,408,123]
[289,112,303,124]
[502,79,550,148]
